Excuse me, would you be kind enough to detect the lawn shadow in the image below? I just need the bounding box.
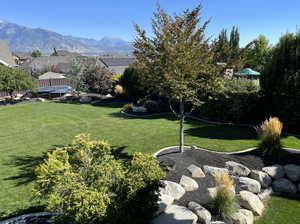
[4,144,132,187]
[184,119,257,141]
[109,111,177,121]
[111,145,132,161]
[3,145,63,186]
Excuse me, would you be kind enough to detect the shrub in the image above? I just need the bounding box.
[209,173,238,221]
[113,73,123,81]
[257,117,283,156]
[119,66,147,101]
[85,65,115,94]
[223,78,260,92]
[122,103,133,112]
[144,100,160,113]
[114,84,124,95]
[34,134,164,224]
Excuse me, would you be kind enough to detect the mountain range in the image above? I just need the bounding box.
[0,21,133,55]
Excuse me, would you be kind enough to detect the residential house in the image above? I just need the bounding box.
[100,56,135,75]
[0,40,17,67]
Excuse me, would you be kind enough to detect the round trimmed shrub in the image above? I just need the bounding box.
[34,134,164,224]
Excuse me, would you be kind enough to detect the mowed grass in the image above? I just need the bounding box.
[0,101,299,218]
[255,196,300,224]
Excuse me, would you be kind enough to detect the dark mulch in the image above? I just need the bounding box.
[157,147,300,207]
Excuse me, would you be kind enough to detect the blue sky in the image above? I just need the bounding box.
[1,0,300,46]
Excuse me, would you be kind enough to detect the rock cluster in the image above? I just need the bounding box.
[154,161,300,224]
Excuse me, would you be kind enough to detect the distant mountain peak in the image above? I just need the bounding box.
[0,21,133,55]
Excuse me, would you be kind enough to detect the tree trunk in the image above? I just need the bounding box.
[179,100,185,153]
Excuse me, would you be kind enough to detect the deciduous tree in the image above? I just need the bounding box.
[133,4,221,152]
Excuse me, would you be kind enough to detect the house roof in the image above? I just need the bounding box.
[235,68,260,76]
[22,55,106,74]
[0,40,17,67]
[39,71,66,80]
[100,56,135,74]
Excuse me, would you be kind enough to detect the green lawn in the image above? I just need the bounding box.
[0,101,299,220]
[255,196,300,224]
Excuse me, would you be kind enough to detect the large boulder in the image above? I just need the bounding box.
[203,165,229,177]
[231,209,254,224]
[249,170,272,188]
[262,165,285,179]
[272,178,297,194]
[152,205,198,224]
[160,181,186,200]
[225,161,251,176]
[258,188,273,201]
[180,175,199,191]
[238,191,264,216]
[187,164,205,178]
[284,164,300,182]
[156,194,174,215]
[188,201,211,224]
[238,177,261,194]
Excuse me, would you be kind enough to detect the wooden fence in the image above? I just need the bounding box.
[0,78,74,98]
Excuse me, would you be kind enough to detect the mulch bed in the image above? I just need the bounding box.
[156,147,300,207]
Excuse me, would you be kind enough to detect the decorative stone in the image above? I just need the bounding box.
[284,164,300,182]
[225,161,251,176]
[238,191,264,216]
[231,209,254,224]
[249,170,272,188]
[79,96,92,103]
[207,187,217,201]
[152,205,198,224]
[188,201,211,224]
[262,165,285,179]
[36,97,46,102]
[258,187,273,201]
[272,178,297,194]
[160,181,186,200]
[132,105,147,113]
[238,177,261,194]
[187,164,205,178]
[203,165,229,177]
[180,175,199,191]
[156,194,174,215]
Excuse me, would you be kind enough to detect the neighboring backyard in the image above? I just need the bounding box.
[0,101,299,222]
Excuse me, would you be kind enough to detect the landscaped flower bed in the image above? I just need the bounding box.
[154,146,300,224]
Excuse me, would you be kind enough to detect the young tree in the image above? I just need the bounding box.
[31,50,42,57]
[85,65,115,94]
[0,65,36,98]
[67,57,88,96]
[244,35,270,71]
[212,28,230,63]
[134,5,221,152]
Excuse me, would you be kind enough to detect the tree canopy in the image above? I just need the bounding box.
[0,65,36,97]
[133,4,221,151]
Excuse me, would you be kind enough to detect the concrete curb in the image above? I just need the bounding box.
[153,145,258,157]
[153,145,300,157]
